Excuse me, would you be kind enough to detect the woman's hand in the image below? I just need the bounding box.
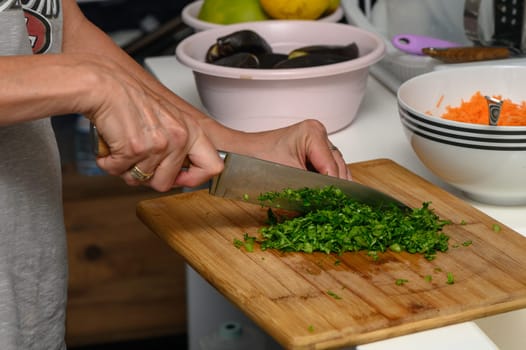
[202,118,352,180]
[251,119,351,180]
[76,54,224,192]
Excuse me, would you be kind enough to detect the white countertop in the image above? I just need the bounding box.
[145,55,526,350]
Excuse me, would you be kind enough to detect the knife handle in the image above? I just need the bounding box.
[422,47,512,63]
[89,123,110,157]
[391,34,460,55]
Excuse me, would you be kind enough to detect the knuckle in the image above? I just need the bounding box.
[128,138,147,157]
[210,161,224,176]
[167,125,190,149]
[150,132,169,155]
[303,119,328,134]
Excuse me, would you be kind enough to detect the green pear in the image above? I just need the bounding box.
[198,0,270,24]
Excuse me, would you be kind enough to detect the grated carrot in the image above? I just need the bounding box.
[436,94,444,109]
[441,91,526,126]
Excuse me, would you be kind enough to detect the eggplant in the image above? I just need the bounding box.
[257,53,289,69]
[273,53,350,69]
[204,30,360,69]
[288,43,359,60]
[205,30,272,63]
[211,52,260,68]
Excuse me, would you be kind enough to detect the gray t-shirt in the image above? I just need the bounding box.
[1,1,67,349]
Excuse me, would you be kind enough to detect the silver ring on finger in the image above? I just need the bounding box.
[130,165,154,182]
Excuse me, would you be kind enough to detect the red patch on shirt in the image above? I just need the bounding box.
[24,8,51,54]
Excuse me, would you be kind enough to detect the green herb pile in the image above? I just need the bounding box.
[245,186,451,260]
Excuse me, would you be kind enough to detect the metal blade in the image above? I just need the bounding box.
[210,152,408,211]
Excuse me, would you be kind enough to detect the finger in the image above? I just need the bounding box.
[128,163,155,184]
[146,149,193,191]
[331,147,352,180]
[307,148,338,177]
[143,131,223,191]
[327,141,352,180]
[171,148,224,188]
[319,140,339,177]
[142,111,197,191]
[92,127,161,185]
[117,127,170,186]
[303,140,347,179]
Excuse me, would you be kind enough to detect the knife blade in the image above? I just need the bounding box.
[91,125,407,210]
[211,152,408,211]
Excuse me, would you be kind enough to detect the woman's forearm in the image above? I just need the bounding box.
[0,54,96,125]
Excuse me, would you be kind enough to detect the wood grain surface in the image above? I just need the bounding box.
[136,159,526,349]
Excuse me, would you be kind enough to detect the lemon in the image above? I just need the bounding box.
[259,0,330,20]
[198,0,269,24]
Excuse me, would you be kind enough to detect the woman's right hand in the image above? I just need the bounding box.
[76,53,224,192]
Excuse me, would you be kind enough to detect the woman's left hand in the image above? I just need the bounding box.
[213,119,351,180]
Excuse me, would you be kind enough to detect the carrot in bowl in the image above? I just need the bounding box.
[441,91,526,126]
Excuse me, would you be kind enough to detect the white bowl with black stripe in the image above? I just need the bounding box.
[397,66,526,205]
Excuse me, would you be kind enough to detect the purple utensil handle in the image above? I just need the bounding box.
[391,34,462,55]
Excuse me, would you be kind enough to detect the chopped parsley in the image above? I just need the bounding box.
[492,224,502,233]
[446,272,455,284]
[233,238,243,249]
[368,251,379,261]
[424,275,433,283]
[395,278,409,286]
[327,290,342,299]
[234,234,255,252]
[251,186,451,259]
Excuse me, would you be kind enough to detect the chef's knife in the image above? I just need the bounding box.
[91,125,407,210]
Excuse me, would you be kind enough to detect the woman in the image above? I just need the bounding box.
[0,0,350,348]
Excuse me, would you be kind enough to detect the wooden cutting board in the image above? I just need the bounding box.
[137,159,526,349]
